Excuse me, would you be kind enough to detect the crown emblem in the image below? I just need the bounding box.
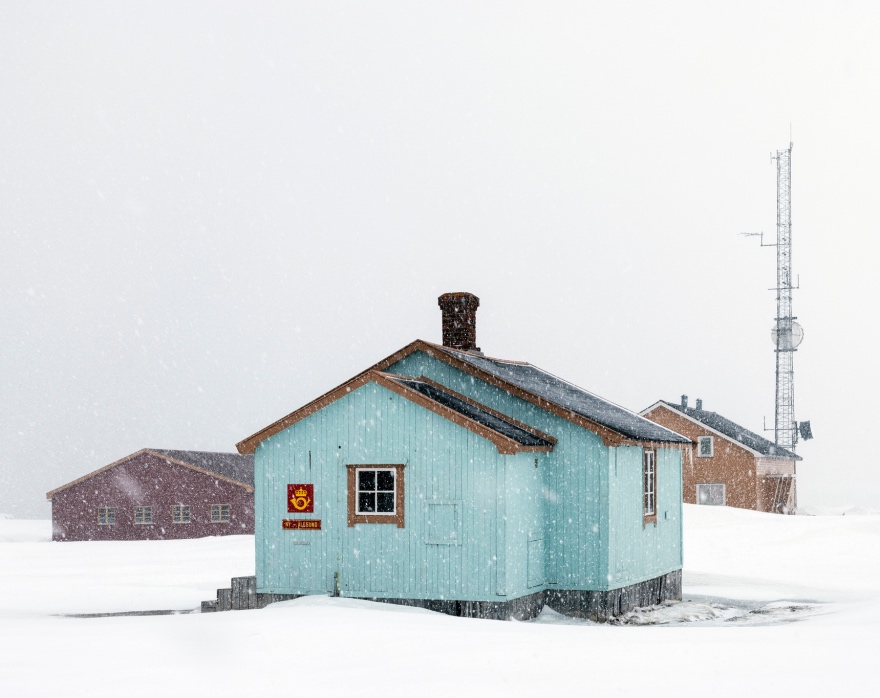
[288,484,313,512]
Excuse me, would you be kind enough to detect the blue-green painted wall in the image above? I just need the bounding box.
[256,381,544,602]
[386,351,683,591]
[254,349,683,602]
[606,446,683,587]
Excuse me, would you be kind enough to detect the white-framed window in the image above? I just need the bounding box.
[643,450,656,518]
[697,435,714,457]
[97,507,116,525]
[172,505,191,524]
[134,506,152,524]
[346,464,406,527]
[697,483,726,506]
[211,504,230,523]
[357,468,397,514]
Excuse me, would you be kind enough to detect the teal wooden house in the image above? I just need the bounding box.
[236,293,689,621]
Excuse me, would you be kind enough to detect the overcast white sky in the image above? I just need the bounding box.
[2,2,879,517]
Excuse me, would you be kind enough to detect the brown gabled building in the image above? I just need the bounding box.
[47,449,254,541]
[640,397,801,514]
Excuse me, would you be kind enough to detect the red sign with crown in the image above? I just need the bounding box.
[287,484,314,513]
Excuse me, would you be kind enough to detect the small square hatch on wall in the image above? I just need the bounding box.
[425,501,461,545]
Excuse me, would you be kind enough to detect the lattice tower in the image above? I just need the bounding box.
[773,143,796,451]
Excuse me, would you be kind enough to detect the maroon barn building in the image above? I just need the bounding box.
[47,449,254,541]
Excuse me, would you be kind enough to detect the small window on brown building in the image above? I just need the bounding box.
[643,450,657,522]
[698,436,714,457]
[211,504,230,523]
[97,508,116,525]
[697,483,725,506]
[347,464,405,527]
[172,505,191,523]
[134,506,153,524]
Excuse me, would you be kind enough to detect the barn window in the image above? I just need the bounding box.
[134,507,152,524]
[643,450,657,522]
[697,483,726,506]
[172,505,191,524]
[697,436,714,457]
[346,464,406,527]
[97,508,115,525]
[211,504,230,523]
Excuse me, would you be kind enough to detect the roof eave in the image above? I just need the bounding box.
[238,338,685,453]
[642,401,800,460]
[422,342,688,447]
[46,449,253,500]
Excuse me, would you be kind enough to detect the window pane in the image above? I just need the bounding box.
[376,492,395,513]
[376,470,395,491]
[358,471,375,491]
[358,493,375,513]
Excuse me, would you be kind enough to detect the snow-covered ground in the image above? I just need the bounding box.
[1,505,878,696]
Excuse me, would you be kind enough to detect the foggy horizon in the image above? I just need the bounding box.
[3,2,879,518]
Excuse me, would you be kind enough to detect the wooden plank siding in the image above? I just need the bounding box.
[257,381,513,601]
[387,351,682,592]
[606,446,683,588]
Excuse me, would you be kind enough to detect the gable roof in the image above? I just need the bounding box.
[642,401,801,460]
[237,369,555,455]
[46,449,255,500]
[148,450,255,486]
[389,376,555,449]
[428,344,689,445]
[237,339,687,452]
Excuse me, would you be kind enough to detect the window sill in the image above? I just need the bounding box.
[350,514,404,527]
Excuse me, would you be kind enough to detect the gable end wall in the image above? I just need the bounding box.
[50,452,254,541]
[642,406,759,510]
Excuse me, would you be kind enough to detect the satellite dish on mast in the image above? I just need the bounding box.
[771,321,804,350]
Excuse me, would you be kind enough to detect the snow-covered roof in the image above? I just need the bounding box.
[46,449,254,499]
[431,345,690,445]
[389,377,555,448]
[648,401,801,460]
[148,450,255,487]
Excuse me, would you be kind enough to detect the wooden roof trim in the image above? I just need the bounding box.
[238,364,553,455]
[46,448,152,500]
[405,341,635,447]
[237,337,672,453]
[46,449,253,500]
[374,372,553,455]
[235,340,429,454]
[236,372,377,453]
[145,452,255,493]
[413,374,558,446]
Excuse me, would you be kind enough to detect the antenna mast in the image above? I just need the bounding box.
[772,141,799,451]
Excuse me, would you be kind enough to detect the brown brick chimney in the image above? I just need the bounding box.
[438,292,480,352]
